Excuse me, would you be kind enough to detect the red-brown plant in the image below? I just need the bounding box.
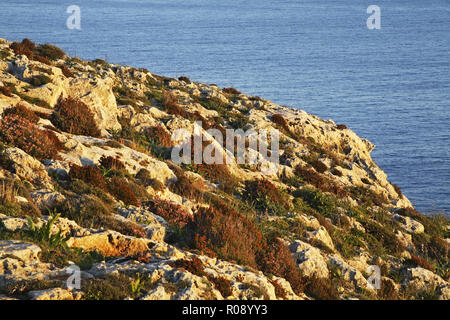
[0,114,62,160]
[51,96,101,137]
[107,177,140,206]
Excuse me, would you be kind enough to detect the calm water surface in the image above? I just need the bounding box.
[1,0,449,215]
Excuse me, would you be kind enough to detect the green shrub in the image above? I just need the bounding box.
[29,74,52,87]
[242,179,290,216]
[36,44,65,61]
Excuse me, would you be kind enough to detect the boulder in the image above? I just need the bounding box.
[289,240,329,278]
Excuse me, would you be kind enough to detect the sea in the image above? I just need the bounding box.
[1,0,449,215]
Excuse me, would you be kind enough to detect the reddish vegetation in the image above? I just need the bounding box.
[51,96,101,137]
[185,206,265,267]
[59,64,74,78]
[336,124,348,130]
[294,165,347,197]
[209,276,233,297]
[0,86,12,97]
[9,39,65,63]
[271,113,290,132]
[406,255,434,271]
[68,164,107,190]
[107,177,140,206]
[242,179,290,214]
[0,113,62,160]
[258,236,305,295]
[168,257,205,276]
[10,40,34,59]
[3,104,40,123]
[195,163,237,194]
[99,155,126,171]
[145,199,192,227]
[222,87,241,95]
[311,159,328,174]
[178,76,191,84]
[144,125,173,148]
[162,91,187,117]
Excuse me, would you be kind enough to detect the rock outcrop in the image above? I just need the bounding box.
[0,37,448,300]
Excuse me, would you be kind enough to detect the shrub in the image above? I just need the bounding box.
[107,177,140,206]
[57,194,144,238]
[347,186,387,207]
[242,179,290,215]
[209,276,233,298]
[168,163,205,200]
[162,91,186,117]
[405,255,434,271]
[51,96,101,137]
[135,169,166,191]
[0,114,62,160]
[303,277,340,300]
[58,64,74,78]
[99,155,126,171]
[336,124,347,130]
[257,235,305,295]
[378,279,399,300]
[271,113,290,133]
[29,74,52,87]
[185,206,265,268]
[145,199,191,228]
[294,165,347,197]
[195,163,238,194]
[144,125,173,148]
[222,87,241,95]
[293,187,336,217]
[311,159,328,173]
[3,104,40,123]
[168,257,205,276]
[10,40,34,59]
[36,44,65,61]
[178,76,191,84]
[0,86,12,97]
[83,274,132,300]
[69,164,107,190]
[33,55,52,65]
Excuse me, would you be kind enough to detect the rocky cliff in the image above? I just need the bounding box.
[0,38,448,300]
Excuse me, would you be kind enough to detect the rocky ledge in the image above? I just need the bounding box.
[0,38,448,300]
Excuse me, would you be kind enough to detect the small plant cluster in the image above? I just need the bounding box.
[99,155,126,172]
[242,179,290,216]
[0,85,12,97]
[271,113,290,134]
[145,199,192,228]
[144,125,173,148]
[222,87,241,95]
[51,96,101,137]
[10,39,65,63]
[168,257,233,298]
[294,165,347,197]
[194,163,238,194]
[0,108,63,160]
[168,163,205,200]
[68,164,140,206]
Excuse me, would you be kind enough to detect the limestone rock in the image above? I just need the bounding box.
[305,226,335,252]
[289,240,329,278]
[3,147,53,188]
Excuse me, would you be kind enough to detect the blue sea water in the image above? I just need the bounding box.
[0,0,449,215]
